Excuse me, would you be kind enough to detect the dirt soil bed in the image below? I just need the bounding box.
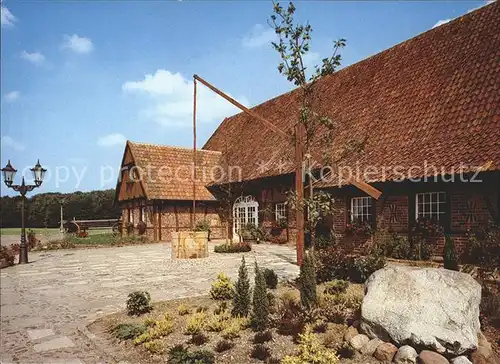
[88,288,379,364]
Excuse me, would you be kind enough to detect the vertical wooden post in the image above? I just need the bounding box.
[295,123,305,266]
[192,77,197,229]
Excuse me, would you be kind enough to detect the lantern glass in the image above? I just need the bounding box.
[1,160,17,187]
[31,160,46,186]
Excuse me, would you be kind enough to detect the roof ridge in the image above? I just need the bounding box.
[128,140,222,154]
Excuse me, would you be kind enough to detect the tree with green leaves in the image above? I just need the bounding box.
[443,234,459,271]
[232,256,252,317]
[251,262,270,331]
[300,249,317,310]
[270,2,364,250]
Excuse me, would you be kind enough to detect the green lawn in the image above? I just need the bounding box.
[65,232,147,245]
[0,228,61,236]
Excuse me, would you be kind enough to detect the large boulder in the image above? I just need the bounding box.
[361,265,481,356]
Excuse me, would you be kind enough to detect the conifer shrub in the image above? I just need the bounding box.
[215,339,234,353]
[263,268,278,289]
[232,257,252,317]
[126,291,152,316]
[250,344,271,361]
[189,333,209,346]
[253,330,273,344]
[251,262,270,331]
[300,250,317,310]
[443,234,459,271]
[210,273,234,300]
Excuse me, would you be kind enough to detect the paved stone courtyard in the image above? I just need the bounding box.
[0,242,299,364]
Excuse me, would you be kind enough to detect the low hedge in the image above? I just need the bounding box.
[214,243,251,253]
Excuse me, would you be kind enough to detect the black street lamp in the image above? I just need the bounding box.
[2,160,46,264]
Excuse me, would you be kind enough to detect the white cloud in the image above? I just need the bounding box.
[123,69,249,127]
[1,6,16,28]
[62,34,94,54]
[20,51,45,65]
[242,24,276,49]
[1,136,25,151]
[432,19,451,28]
[97,133,126,147]
[433,0,495,28]
[4,91,20,103]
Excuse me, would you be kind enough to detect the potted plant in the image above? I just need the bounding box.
[194,219,211,241]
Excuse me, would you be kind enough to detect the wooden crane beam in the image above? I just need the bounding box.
[193,74,382,264]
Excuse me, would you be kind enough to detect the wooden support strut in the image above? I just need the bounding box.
[193,74,382,265]
[192,77,197,229]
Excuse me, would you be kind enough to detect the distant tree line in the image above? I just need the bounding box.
[0,189,120,228]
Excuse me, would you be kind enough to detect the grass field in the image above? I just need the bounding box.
[0,228,60,236]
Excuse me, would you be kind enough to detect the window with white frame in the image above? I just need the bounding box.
[275,202,287,221]
[350,197,372,222]
[416,192,446,221]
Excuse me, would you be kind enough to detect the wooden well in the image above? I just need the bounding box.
[171,231,209,259]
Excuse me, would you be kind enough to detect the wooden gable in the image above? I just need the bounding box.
[116,142,148,202]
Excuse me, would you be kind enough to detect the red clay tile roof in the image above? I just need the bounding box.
[203,2,500,186]
[127,141,222,201]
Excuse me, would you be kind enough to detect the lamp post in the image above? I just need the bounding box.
[2,160,46,264]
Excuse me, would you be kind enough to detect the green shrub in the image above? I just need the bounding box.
[215,339,234,353]
[126,291,152,316]
[276,290,305,337]
[463,222,500,268]
[282,326,339,364]
[177,304,191,316]
[443,235,459,271]
[221,320,242,340]
[112,323,146,340]
[300,250,317,310]
[232,256,251,317]
[351,254,386,283]
[253,330,273,344]
[250,344,271,361]
[251,263,270,331]
[190,333,209,346]
[214,301,228,315]
[184,312,206,335]
[143,339,165,354]
[315,247,385,283]
[206,312,231,332]
[134,315,174,344]
[210,273,234,301]
[323,280,349,295]
[263,268,278,289]
[214,242,252,253]
[168,345,215,364]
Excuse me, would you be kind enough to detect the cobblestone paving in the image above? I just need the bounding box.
[0,243,299,364]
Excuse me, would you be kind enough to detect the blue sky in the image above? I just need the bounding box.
[0,0,491,196]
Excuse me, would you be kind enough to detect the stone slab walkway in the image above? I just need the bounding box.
[0,243,299,364]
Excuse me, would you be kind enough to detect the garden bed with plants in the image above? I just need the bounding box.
[87,256,376,364]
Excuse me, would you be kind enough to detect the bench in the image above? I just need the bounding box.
[64,219,121,236]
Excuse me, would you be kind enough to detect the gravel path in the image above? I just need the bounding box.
[0,243,299,364]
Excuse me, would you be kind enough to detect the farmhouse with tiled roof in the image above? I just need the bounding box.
[116,2,499,251]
